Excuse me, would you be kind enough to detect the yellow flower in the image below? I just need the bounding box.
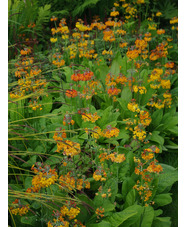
[137,0,145,4]
[170,17,178,24]
[156,12,162,17]
[50,37,58,43]
[110,11,119,17]
[82,112,100,123]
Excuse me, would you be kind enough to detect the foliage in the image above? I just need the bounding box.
[8,0,178,226]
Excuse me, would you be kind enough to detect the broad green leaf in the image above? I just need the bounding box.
[157,164,178,193]
[151,109,163,128]
[24,177,32,189]
[119,150,134,180]
[140,69,149,82]
[152,217,171,227]
[150,131,164,146]
[96,65,109,86]
[105,205,143,227]
[141,206,154,227]
[96,106,113,127]
[45,156,62,165]
[162,116,178,131]
[154,193,172,207]
[167,126,178,136]
[154,209,163,217]
[51,105,69,124]
[122,177,136,200]
[97,107,120,127]
[88,221,111,227]
[21,216,37,226]
[121,86,132,103]
[41,94,53,114]
[124,188,136,208]
[102,200,115,212]
[140,85,154,106]
[77,194,94,223]
[31,201,41,209]
[104,178,118,203]
[121,55,128,74]
[109,57,120,76]
[78,132,88,140]
[63,66,74,83]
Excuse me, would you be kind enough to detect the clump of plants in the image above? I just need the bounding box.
[8,0,178,226]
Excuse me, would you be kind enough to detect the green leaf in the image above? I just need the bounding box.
[41,94,53,114]
[157,164,178,193]
[88,221,111,227]
[150,131,164,146]
[152,217,171,227]
[119,150,135,180]
[124,188,136,208]
[162,116,178,131]
[36,4,51,29]
[154,193,172,207]
[140,69,149,82]
[140,86,154,106]
[121,55,128,74]
[109,55,121,76]
[151,109,163,128]
[51,105,69,124]
[63,66,74,83]
[24,177,32,189]
[78,132,88,140]
[104,178,118,203]
[102,200,115,212]
[76,194,94,223]
[105,205,143,227]
[141,206,154,227]
[122,177,136,200]
[167,126,178,135]
[52,10,69,17]
[121,86,132,103]
[97,107,119,127]
[72,0,100,17]
[45,156,62,165]
[154,209,163,217]
[21,216,37,226]
[22,155,37,167]
[31,201,41,209]
[96,65,109,86]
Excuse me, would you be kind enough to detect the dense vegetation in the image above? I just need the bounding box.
[8,0,178,226]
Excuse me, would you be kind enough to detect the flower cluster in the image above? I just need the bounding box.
[93,168,107,181]
[48,202,85,227]
[95,207,105,219]
[65,89,78,98]
[133,146,163,205]
[127,100,140,113]
[52,53,65,67]
[63,114,75,126]
[133,85,147,94]
[56,140,81,157]
[71,70,94,82]
[82,112,100,123]
[27,163,58,193]
[59,172,90,191]
[99,152,125,163]
[9,48,46,110]
[10,200,29,216]
[103,125,120,138]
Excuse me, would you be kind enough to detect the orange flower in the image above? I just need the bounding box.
[65,89,78,98]
[157,29,165,35]
[107,87,121,96]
